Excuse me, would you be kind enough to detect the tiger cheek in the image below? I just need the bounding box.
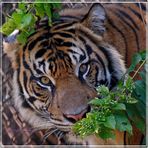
[31,81,51,103]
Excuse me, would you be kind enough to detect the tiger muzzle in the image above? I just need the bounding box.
[48,76,96,123]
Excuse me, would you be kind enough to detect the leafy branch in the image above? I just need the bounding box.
[1,1,61,44]
[73,51,146,140]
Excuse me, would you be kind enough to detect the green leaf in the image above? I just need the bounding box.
[44,4,52,25]
[128,53,142,73]
[113,103,126,110]
[0,19,16,35]
[52,3,62,9]
[126,104,145,134]
[29,15,36,27]
[135,102,146,119]
[35,3,45,18]
[44,4,51,17]
[18,3,26,11]
[53,12,60,19]
[127,97,138,104]
[89,98,104,106]
[115,112,132,135]
[98,129,115,139]
[103,115,116,129]
[96,85,109,97]
[17,32,28,44]
[29,28,35,35]
[12,11,24,24]
[133,80,145,104]
[139,50,146,61]
[139,70,146,82]
[73,116,96,138]
[125,76,134,90]
[18,14,33,29]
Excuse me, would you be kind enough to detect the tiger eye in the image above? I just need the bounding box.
[40,76,50,85]
[79,64,88,73]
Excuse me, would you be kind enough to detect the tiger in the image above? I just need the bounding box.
[3,3,146,145]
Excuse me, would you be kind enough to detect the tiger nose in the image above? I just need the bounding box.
[63,106,90,123]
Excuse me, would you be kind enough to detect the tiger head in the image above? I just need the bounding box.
[3,4,126,145]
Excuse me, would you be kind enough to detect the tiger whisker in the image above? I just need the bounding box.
[31,124,55,134]
[24,126,55,144]
[56,131,65,144]
[32,124,54,131]
[55,130,62,138]
[39,114,51,119]
[41,128,58,144]
[59,132,64,140]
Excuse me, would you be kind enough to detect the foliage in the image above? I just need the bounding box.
[73,50,146,140]
[1,0,61,44]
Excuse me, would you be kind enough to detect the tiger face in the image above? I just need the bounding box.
[4,3,145,145]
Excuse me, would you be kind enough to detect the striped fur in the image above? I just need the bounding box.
[3,3,146,145]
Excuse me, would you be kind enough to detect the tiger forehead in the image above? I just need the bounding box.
[25,22,76,53]
[21,24,78,78]
[25,25,76,61]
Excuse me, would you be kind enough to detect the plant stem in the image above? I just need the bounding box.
[132,60,146,79]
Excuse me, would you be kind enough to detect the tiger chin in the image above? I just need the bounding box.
[3,3,145,145]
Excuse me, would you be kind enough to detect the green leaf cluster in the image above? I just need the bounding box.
[1,1,61,44]
[73,51,146,140]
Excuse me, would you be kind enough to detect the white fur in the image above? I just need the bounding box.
[13,71,52,128]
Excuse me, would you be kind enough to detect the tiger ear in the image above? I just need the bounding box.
[3,30,20,69]
[81,4,106,35]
